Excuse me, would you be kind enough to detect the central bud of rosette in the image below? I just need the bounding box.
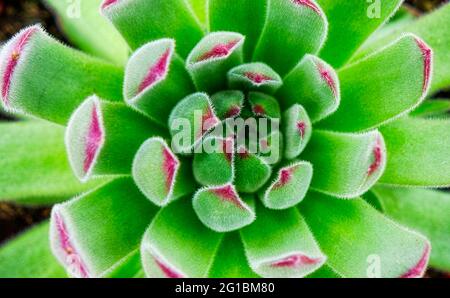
[136,32,317,232]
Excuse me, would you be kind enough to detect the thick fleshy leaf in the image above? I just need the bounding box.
[318,34,433,132]
[133,138,195,207]
[0,121,102,205]
[379,117,450,187]
[209,0,267,61]
[208,233,259,278]
[186,32,244,92]
[283,104,312,160]
[260,161,313,210]
[141,199,223,278]
[0,25,123,124]
[193,184,256,233]
[241,204,326,278]
[410,99,450,118]
[187,0,208,26]
[253,0,327,76]
[251,128,283,165]
[210,90,244,120]
[169,93,220,154]
[101,0,204,58]
[277,55,339,123]
[101,249,144,278]
[355,3,450,94]
[50,178,157,278]
[0,221,66,278]
[372,187,450,272]
[235,147,272,193]
[301,192,431,278]
[302,130,386,198]
[43,0,129,65]
[317,0,403,67]
[193,136,235,186]
[228,63,282,94]
[66,95,166,182]
[124,39,195,127]
[248,92,281,120]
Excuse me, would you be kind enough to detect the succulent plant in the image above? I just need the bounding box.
[0,0,450,278]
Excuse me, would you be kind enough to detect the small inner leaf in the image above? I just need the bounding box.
[210,90,244,120]
[193,184,256,232]
[283,104,312,160]
[261,161,313,210]
[228,62,282,94]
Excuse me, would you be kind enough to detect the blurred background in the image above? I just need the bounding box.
[0,0,448,277]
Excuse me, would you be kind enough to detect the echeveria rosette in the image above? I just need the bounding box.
[0,0,450,278]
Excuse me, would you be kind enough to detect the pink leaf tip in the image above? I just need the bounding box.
[270,253,323,268]
[293,0,322,15]
[367,138,383,176]
[137,48,171,95]
[200,106,219,136]
[400,244,430,278]
[273,166,298,189]
[212,185,246,209]
[244,72,273,85]
[162,147,179,191]
[101,0,119,10]
[1,27,37,105]
[414,38,432,93]
[317,62,337,97]
[54,213,89,278]
[297,121,306,138]
[83,105,103,174]
[197,40,240,62]
[152,254,185,278]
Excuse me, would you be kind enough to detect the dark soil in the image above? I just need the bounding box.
[0,0,448,277]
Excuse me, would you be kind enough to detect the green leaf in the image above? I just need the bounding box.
[187,0,208,26]
[210,90,244,120]
[301,192,431,278]
[193,136,234,186]
[0,25,124,125]
[277,55,340,123]
[410,99,450,118]
[302,130,386,198]
[372,187,450,272]
[228,62,282,94]
[141,198,223,277]
[66,95,166,182]
[355,3,450,94]
[43,0,129,65]
[186,32,245,93]
[248,92,281,120]
[50,178,158,277]
[0,121,102,205]
[317,0,402,68]
[101,0,204,58]
[133,137,195,207]
[101,249,144,278]
[209,0,267,61]
[318,34,432,132]
[208,232,259,278]
[379,116,450,187]
[283,104,312,160]
[260,161,313,210]
[235,147,272,193]
[169,93,220,154]
[193,184,256,233]
[241,204,326,278]
[0,221,66,278]
[124,39,195,127]
[253,0,327,76]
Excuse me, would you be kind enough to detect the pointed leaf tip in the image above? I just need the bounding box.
[262,161,313,210]
[169,93,220,153]
[193,184,255,232]
[133,137,195,206]
[1,25,39,107]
